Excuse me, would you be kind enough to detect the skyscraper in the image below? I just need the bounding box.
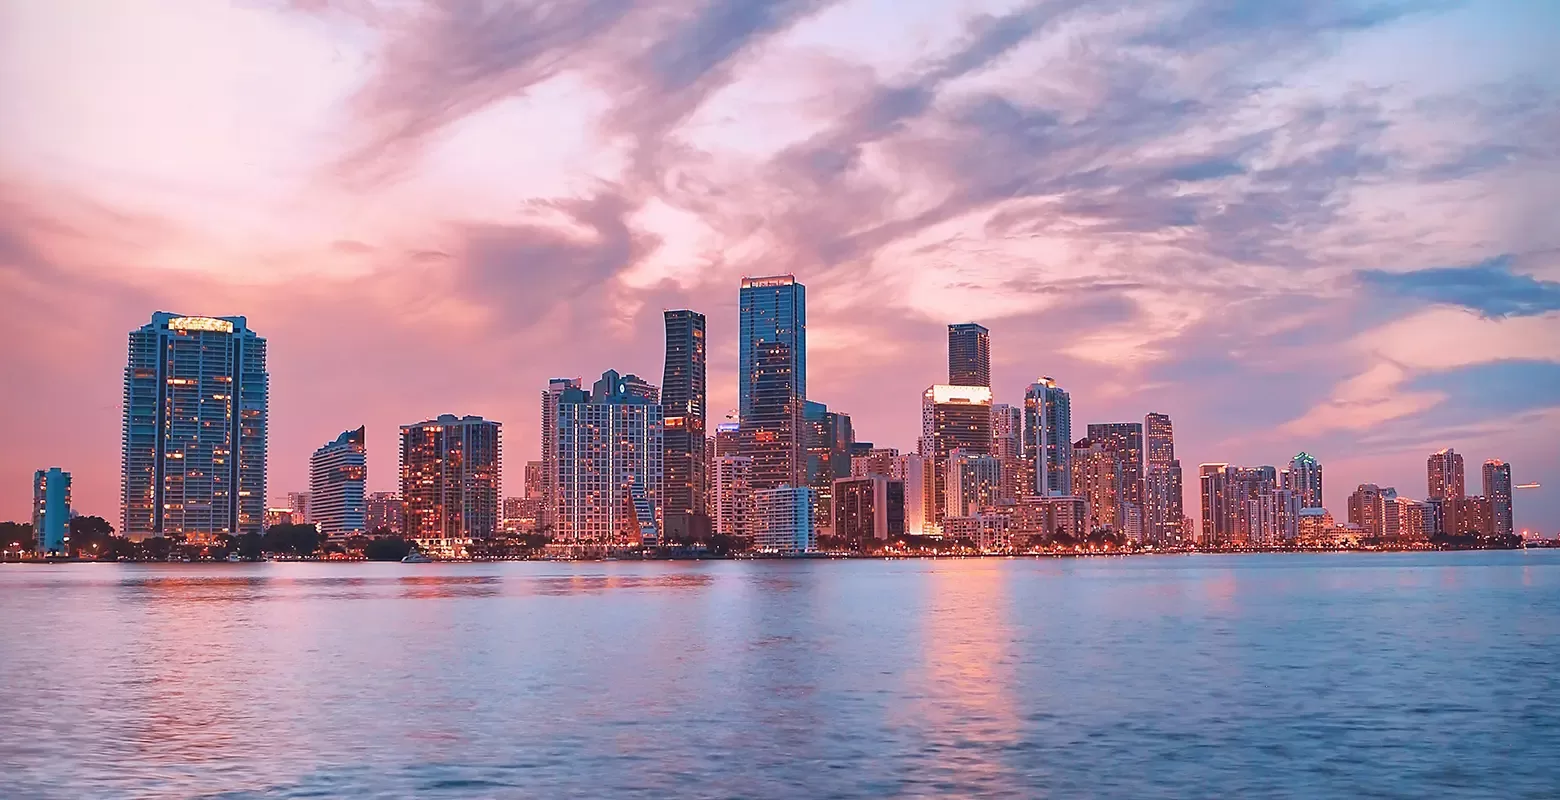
[540,378,582,532]
[309,426,366,537]
[1348,483,1388,538]
[894,453,935,535]
[399,415,502,541]
[1200,464,1230,545]
[287,491,310,525]
[32,467,71,555]
[1143,413,1184,544]
[947,323,991,387]
[1023,377,1072,497]
[832,475,906,544]
[122,312,267,542]
[1285,452,1324,509]
[1427,448,1466,502]
[524,461,545,500]
[556,371,664,546]
[1086,422,1145,515]
[1073,438,1122,534]
[740,276,806,490]
[662,310,708,541]
[851,447,900,479]
[920,384,993,524]
[992,403,1023,501]
[804,400,854,527]
[1483,459,1513,537]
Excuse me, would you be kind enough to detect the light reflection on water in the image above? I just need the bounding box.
[1,552,1558,799]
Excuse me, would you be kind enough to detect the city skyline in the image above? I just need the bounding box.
[1,2,1557,533]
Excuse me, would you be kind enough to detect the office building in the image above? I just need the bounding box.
[739,276,806,491]
[1087,422,1144,514]
[662,310,708,541]
[309,427,366,537]
[712,455,754,537]
[540,378,583,530]
[366,492,404,534]
[1483,459,1513,537]
[399,415,502,541]
[992,403,1023,501]
[501,496,541,533]
[947,323,991,387]
[712,420,742,456]
[524,461,545,500]
[286,491,310,525]
[1073,438,1125,534]
[32,467,71,554]
[1427,448,1466,502]
[1200,464,1230,545]
[752,485,816,553]
[1023,377,1071,496]
[833,475,906,543]
[945,448,1003,518]
[851,447,900,479]
[556,371,664,546]
[1285,452,1324,509]
[921,384,993,523]
[121,312,267,541]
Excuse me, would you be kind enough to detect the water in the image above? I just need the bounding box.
[1,552,1557,799]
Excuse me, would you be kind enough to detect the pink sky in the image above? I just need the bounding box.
[2,0,1557,531]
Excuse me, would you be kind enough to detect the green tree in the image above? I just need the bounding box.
[364,537,413,561]
[69,516,116,557]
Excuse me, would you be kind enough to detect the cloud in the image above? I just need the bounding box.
[1357,254,1560,319]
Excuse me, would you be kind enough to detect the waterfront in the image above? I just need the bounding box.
[2,552,1557,798]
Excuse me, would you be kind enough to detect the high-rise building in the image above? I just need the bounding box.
[399,415,502,541]
[992,403,1023,501]
[662,310,708,541]
[751,485,817,554]
[947,323,991,387]
[121,312,267,542]
[556,371,664,546]
[1427,448,1466,502]
[832,475,906,543]
[921,384,993,524]
[1450,496,1494,537]
[309,426,367,537]
[1010,495,1088,541]
[712,420,742,456]
[32,467,71,554]
[1023,378,1071,497]
[1143,413,1183,544]
[523,461,545,500]
[738,276,806,492]
[1348,483,1388,538]
[1483,459,1513,537]
[894,453,935,536]
[851,447,900,479]
[1073,438,1122,533]
[804,401,854,528]
[287,491,310,524]
[1087,422,1144,510]
[1285,452,1324,509]
[945,448,1003,518]
[1393,495,1429,541]
[1200,464,1230,546]
[712,455,753,537]
[263,508,293,529]
[540,378,582,531]
[366,492,404,534]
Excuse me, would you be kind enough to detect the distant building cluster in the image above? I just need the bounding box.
[13,289,1533,557]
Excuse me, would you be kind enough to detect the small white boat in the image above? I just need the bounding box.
[401,550,433,563]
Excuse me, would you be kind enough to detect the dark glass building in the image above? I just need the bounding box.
[662,310,708,540]
[740,276,806,490]
[947,323,990,387]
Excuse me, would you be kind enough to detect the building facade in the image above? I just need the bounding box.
[832,475,906,543]
[1483,459,1513,537]
[662,310,708,540]
[540,378,583,531]
[895,453,935,536]
[286,491,310,525]
[1428,448,1466,502]
[947,323,991,387]
[399,415,502,541]
[32,467,71,554]
[804,401,854,529]
[752,485,817,553]
[1023,377,1071,497]
[366,492,404,534]
[712,455,754,537]
[992,404,1023,502]
[121,312,267,541]
[851,447,900,479]
[555,371,665,546]
[1143,412,1183,544]
[945,448,1003,519]
[1010,495,1088,542]
[1285,452,1324,509]
[309,426,367,537]
[921,384,993,525]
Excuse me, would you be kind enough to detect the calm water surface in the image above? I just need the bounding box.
[2,552,1557,798]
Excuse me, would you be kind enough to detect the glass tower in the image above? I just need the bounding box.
[661,310,707,537]
[947,323,991,387]
[740,276,807,489]
[1023,377,1072,496]
[121,312,267,542]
